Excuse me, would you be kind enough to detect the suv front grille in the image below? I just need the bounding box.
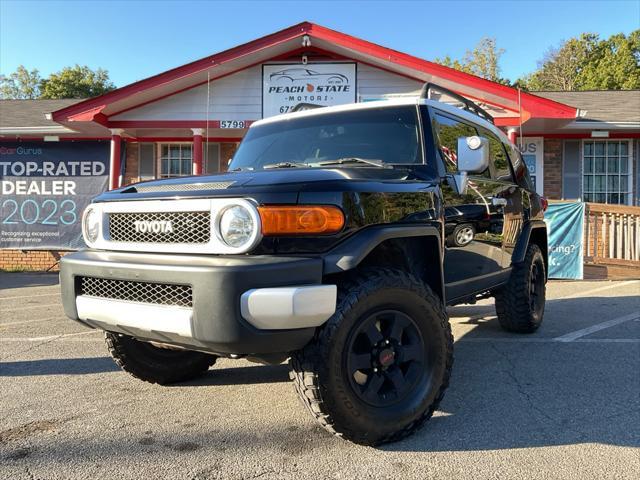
[108,211,210,244]
[78,277,193,308]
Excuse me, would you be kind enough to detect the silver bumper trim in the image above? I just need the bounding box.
[75,295,193,337]
[240,285,337,330]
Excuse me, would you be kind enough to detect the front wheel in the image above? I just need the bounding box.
[105,333,217,385]
[290,269,453,446]
[494,244,546,333]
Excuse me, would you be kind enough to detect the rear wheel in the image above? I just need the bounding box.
[290,268,453,446]
[494,244,546,333]
[450,224,475,247]
[105,333,217,385]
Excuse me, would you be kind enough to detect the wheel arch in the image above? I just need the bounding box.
[323,226,444,303]
[512,220,548,278]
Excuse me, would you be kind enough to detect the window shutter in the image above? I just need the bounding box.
[205,143,220,174]
[563,140,581,200]
[139,143,155,180]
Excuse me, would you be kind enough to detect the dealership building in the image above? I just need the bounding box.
[1,22,639,270]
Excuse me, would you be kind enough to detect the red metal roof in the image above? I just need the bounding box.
[52,21,577,127]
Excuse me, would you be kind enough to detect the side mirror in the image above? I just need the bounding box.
[452,136,490,194]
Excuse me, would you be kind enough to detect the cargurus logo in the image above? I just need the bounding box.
[0,146,43,155]
[134,220,174,233]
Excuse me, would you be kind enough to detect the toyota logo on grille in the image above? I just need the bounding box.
[133,220,174,233]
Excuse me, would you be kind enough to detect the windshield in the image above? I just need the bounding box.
[229,106,422,171]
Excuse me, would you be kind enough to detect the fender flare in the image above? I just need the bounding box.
[512,220,548,266]
[322,225,442,275]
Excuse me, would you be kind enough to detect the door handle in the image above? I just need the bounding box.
[492,197,508,206]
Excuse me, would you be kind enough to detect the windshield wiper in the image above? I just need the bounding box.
[316,157,389,168]
[263,161,309,169]
[229,166,254,172]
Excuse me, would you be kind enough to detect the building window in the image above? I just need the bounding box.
[160,144,192,177]
[583,140,631,205]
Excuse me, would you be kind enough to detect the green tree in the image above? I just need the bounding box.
[0,65,42,99]
[520,31,640,91]
[435,37,509,84]
[39,65,116,99]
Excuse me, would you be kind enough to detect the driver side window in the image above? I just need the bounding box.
[433,112,490,179]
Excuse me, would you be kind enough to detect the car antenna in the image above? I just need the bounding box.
[205,71,210,172]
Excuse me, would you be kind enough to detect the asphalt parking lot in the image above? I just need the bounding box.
[1,273,639,480]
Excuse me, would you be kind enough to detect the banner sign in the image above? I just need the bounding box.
[262,63,356,118]
[1,141,109,250]
[544,201,585,279]
[519,137,544,196]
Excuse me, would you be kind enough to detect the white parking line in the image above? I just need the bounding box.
[1,317,66,327]
[459,337,640,344]
[0,331,100,342]
[2,303,62,312]
[552,280,640,300]
[552,312,640,342]
[0,292,60,301]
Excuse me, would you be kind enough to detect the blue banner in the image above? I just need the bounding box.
[544,202,585,279]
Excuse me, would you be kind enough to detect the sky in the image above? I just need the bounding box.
[1,0,638,87]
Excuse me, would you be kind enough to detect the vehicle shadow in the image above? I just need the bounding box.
[0,272,60,290]
[175,364,291,387]
[382,294,640,452]
[0,357,119,377]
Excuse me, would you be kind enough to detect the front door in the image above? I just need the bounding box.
[429,110,522,302]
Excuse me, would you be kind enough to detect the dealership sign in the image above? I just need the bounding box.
[0,141,109,250]
[262,63,357,117]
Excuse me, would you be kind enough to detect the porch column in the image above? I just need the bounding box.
[192,128,204,175]
[507,128,518,145]
[109,128,124,190]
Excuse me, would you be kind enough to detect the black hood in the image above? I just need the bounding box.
[94,166,437,203]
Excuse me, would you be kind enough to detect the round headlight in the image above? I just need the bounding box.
[82,206,100,244]
[218,205,256,248]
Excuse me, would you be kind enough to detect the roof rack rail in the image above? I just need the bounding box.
[420,83,494,124]
[291,103,324,112]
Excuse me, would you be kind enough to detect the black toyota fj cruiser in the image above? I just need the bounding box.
[60,84,548,446]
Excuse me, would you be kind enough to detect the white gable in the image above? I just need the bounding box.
[110,63,422,122]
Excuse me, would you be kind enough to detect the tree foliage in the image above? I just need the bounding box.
[0,65,42,99]
[0,64,116,99]
[520,31,640,91]
[435,37,510,85]
[39,65,116,99]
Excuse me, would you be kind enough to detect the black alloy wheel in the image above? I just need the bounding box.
[346,309,426,408]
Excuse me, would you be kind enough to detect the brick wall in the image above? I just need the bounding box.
[0,250,69,272]
[123,142,140,186]
[219,143,239,172]
[543,138,562,199]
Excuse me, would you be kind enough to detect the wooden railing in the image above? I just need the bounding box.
[584,203,640,266]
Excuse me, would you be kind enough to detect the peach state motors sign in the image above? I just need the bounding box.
[262,63,356,118]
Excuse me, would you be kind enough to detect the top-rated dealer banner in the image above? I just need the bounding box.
[0,141,109,250]
[262,63,356,117]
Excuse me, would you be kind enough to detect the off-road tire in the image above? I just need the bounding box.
[290,268,453,446]
[448,223,475,247]
[494,244,546,333]
[105,333,217,385]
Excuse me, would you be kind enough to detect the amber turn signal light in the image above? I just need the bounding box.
[258,205,345,235]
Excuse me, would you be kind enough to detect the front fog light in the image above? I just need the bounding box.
[82,207,100,244]
[219,205,255,248]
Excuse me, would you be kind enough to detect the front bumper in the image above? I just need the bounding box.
[60,250,333,355]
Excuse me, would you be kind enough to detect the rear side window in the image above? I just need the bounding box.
[432,112,490,178]
[478,127,514,182]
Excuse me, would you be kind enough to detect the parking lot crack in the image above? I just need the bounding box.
[1,335,68,361]
[489,342,567,430]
